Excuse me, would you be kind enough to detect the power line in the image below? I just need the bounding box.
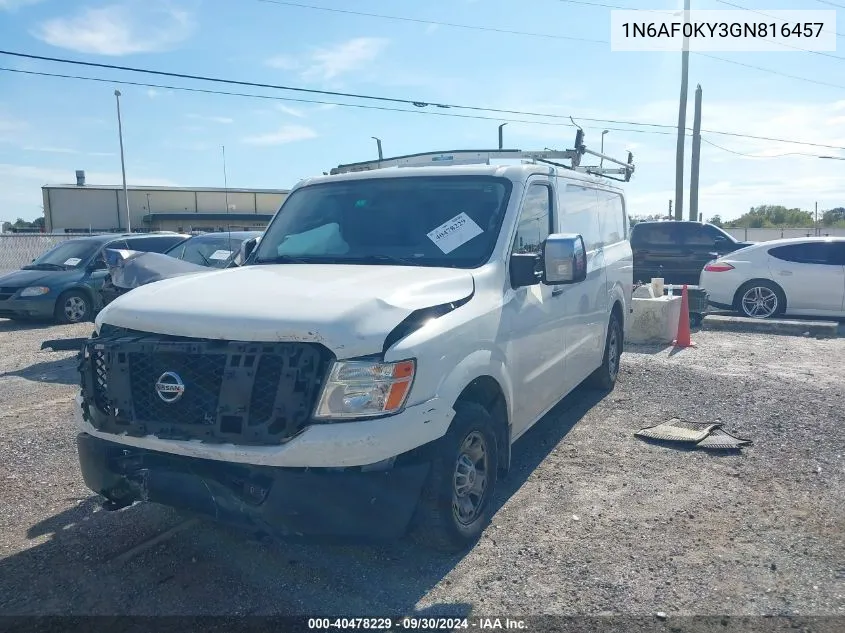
[255,0,845,59]
[552,0,675,12]
[253,0,605,43]
[814,0,845,9]
[701,137,829,158]
[698,53,845,91]
[3,51,845,150]
[714,0,845,39]
[0,66,671,135]
[0,49,666,128]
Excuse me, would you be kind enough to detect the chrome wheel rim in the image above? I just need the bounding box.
[64,296,87,322]
[452,431,489,526]
[741,286,777,318]
[607,322,620,380]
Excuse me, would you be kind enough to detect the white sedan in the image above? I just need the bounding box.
[700,237,845,319]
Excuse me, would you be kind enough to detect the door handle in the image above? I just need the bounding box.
[552,287,564,297]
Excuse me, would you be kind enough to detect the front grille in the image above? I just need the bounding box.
[80,329,334,445]
[129,351,226,427]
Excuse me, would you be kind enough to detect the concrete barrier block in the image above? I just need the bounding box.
[702,315,840,338]
[628,295,683,344]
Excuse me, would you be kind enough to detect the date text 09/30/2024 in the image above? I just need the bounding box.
[307,618,528,630]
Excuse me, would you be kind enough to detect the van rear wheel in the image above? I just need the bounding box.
[412,401,498,553]
[587,312,623,391]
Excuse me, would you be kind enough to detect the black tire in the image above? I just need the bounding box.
[587,311,623,391]
[734,280,785,319]
[412,401,499,553]
[55,290,92,324]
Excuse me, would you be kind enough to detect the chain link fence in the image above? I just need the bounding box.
[0,234,101,276]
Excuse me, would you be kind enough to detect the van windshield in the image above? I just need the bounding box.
[24,240,100,270]
[252,176,512,268]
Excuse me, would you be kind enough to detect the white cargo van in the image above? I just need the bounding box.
[75,137,635,552]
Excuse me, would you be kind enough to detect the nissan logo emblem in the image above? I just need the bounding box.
[155,371,185,403]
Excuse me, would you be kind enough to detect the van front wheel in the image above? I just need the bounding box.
[587,312,623,391]
[412,401,499,553]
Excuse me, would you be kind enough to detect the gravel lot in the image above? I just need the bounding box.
[0,317,843,620]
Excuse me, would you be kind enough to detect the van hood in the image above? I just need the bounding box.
[96,264,475,358]
[0,268,76,287]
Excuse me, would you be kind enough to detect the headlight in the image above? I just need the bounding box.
[314,358,415,419]
[19,286,50,297]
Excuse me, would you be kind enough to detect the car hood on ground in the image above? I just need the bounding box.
[0,268,77,288]
[96,264,476,358]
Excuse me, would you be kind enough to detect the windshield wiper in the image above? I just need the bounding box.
[22,263,67,270]
[353,255,419,266]
[253,255,313,264]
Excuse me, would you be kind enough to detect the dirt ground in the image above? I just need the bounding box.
[0,317,843,620]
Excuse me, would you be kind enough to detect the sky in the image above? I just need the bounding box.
[0,0,844,223]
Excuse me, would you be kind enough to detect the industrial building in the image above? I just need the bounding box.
[41,170,289,233]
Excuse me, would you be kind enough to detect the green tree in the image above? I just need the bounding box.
[710,215,723,227]
[726,205,814,228]
[822,207,845,227]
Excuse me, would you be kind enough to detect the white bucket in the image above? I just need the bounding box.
[651,277,665,296]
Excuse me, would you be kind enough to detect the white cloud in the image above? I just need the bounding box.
[275,104,306,118]
[0,0,43,10]
[186,114,234,124]
[22,146,77,154]
[266,55,299,71]
[32,1,195,56]
[266,37,389,82]
[0,112,27,142]
[20,146,116,157]
[242,125,317,146]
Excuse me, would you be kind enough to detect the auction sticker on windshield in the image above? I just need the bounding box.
[209,250,233,260]
[427,212,483,254]
[63,258,81,266]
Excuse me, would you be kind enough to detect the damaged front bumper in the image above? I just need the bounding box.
[77,432,431,540]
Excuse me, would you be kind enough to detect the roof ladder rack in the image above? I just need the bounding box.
[329,129,635,181]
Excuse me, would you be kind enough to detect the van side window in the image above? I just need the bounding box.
[596,190,625,246]
[513,184,552,254]
[559,184,600,251]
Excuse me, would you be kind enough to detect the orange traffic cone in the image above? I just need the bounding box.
[673,284,696,348]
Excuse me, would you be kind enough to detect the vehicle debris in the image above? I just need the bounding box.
[634,418,751,450]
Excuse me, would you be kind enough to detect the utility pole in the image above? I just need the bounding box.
[689,84,702,222]
[114,90,131,232]
[674,0,691,221]
[668,200,673,220]
[815,201,819,236]
[498,123,507,149]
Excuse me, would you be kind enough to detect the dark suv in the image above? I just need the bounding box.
[630,221,754,285]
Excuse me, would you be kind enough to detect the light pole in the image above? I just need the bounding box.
[371,137,383,160]
[600,129,609,167]
[114,90,131,232]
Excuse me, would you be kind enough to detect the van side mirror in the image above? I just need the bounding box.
[509,252,541,288]
[239,237,258,265]
[542,233,587,285]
